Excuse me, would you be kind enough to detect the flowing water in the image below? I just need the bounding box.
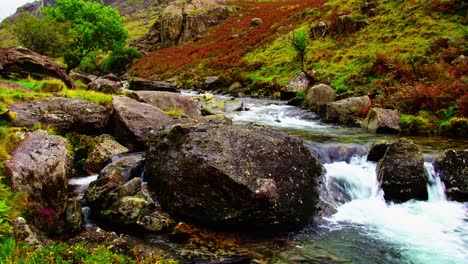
[222,97,468,264]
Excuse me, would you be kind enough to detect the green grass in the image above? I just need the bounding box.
[243,0,467,92]
[0,85,50,112]
[58,88,113,106]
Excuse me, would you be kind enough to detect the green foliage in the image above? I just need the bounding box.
[100,47,143,75]
[3,12,68,57]
[58,88,113,106]
[399,114,434,136]
[0,85,50,112]
[43,0,128,72]
[0,182,13,240]
[438,117,468,137]
[291,28,311,74]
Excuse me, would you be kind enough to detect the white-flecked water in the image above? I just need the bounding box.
[222,96,468,264]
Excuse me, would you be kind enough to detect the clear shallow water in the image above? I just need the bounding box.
[223,97,468,264]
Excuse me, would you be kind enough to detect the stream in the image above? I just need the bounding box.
[70,95,468,264]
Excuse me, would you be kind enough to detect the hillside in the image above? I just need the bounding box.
[131,0,467,135]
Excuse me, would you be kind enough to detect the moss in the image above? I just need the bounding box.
[399,114,434,136]
[164,109,186,118]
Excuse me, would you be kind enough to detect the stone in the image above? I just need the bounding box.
[4,130,82,236]
[303,83,336,117]
[9,97,111,134]
[12,217,51,249]
[69,70,94,84]
[112,96,173,149]
[88,78,122,94]
[128,77,178,92]
[377,138,428,202]
[367,141,390,162]
[250,18,263,26]
[135,91,199,117]
[434,149,468,202]
[0,46,73,87]
[204,76,220,90]
[83,134,129,174]
[146,123,324,230]
[283,72,313,93]
[325,96,371,126]
[361,108,401,134]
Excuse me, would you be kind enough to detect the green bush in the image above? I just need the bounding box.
[100,47,143,75]
[399,114,434,136]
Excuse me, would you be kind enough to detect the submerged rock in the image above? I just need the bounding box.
[9,97,111,134]
[377,138,428,202]
[146,123,324,230]
[4,130,82,236]
[434,149,468,202]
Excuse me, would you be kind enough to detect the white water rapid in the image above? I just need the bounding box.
[222,97,468,264]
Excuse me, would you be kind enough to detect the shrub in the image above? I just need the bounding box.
[399,114,434,136]
[101,47,143,75]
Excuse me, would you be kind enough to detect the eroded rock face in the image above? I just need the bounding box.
[377,138,428,202]
[434,149,468,202]
[361,108,401,134]
[4,130,82,236]
[112,96,173,149]
[135,91,199,117]
[0,46,73,87]
[325,96,371,126]
[131,0,231,51]
[9,97,111,134]
[146,123,324,230]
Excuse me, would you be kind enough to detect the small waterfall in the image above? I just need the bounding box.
[69,175,98,228]
[324,156,468,264]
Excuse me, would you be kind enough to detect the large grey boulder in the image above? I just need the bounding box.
[146,124,324,230]
[4,130,82,236]
[434,149,468,202]
[377,138,429,202]
[361,108,401,134]
[9,97,111,134]
[325,95,371,126]
[303,84,336,117]
[135,91,199,117]
[112,96,173,149]
[0,46,73,87]
[283,72,312,93]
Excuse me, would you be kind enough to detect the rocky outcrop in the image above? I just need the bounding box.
[0,47,73,87]
[9,97,111,134]
[434,149,468,202]
[367,141,389,162]
[88,78,122,94]
[335,15,367,35]
[131,0,232,51]
[377,138,428,202]
[69,70,94,84]
[135,91,199,117]
[303,84,336,117]
[83,134,129,174]
[112,96,173,149]
[4,130,82,236]
[325,95,371,126]
[84,154,175,232]
[128,77,178,92]
[361,108,401,134]
[146,123,324,230]
[12,217,52,249]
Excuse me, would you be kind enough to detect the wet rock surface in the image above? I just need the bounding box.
[377,138,429,202]
[146,123,324,230]
[434,149,468,201]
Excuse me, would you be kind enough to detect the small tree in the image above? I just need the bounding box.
[43,0,128,73]
[4,12,67,57]
[291,28,314,80]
